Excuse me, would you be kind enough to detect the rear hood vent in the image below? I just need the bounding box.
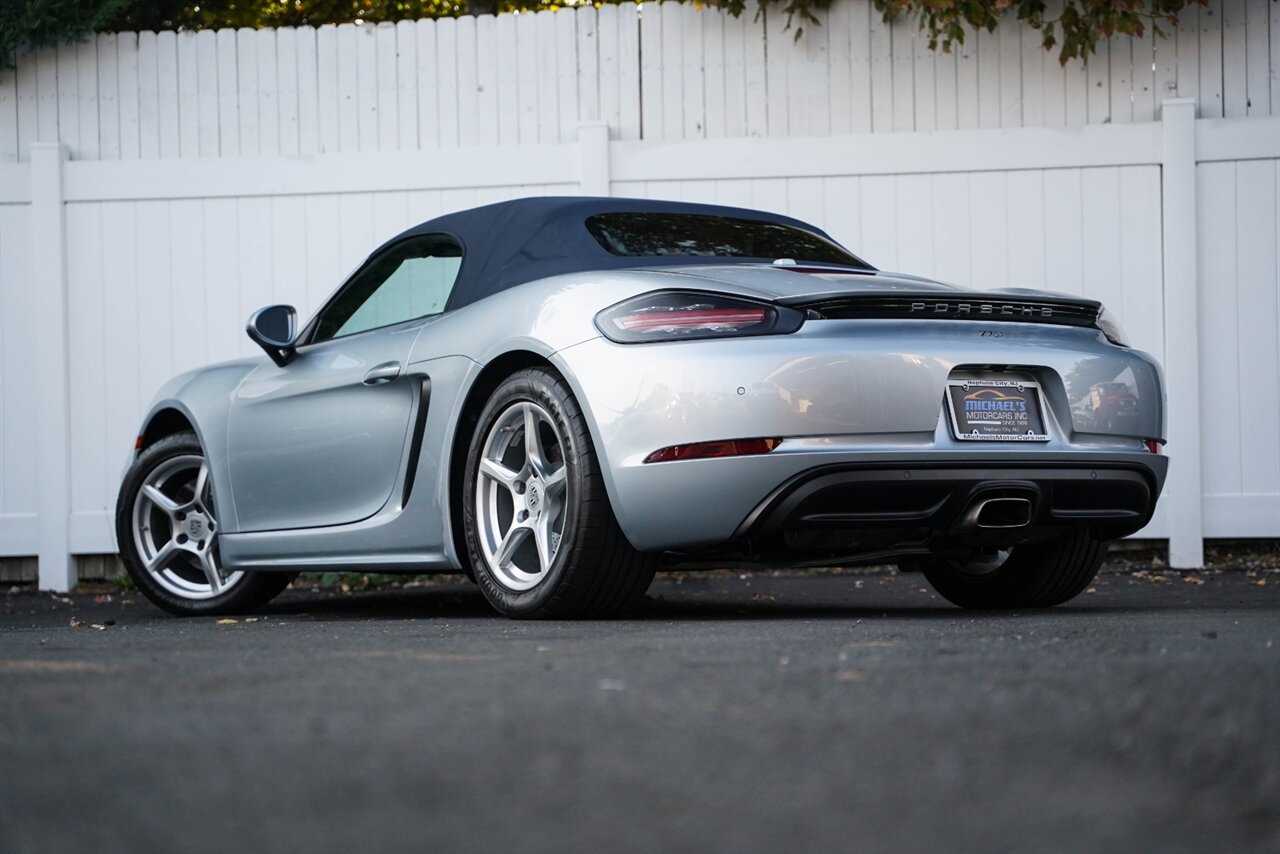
[786,293,1102,328]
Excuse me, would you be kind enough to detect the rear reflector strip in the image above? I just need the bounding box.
[643,438,782,464]
[1144,439,1163,454]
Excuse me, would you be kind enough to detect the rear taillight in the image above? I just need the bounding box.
[643,438,782,463]
[596,291,805,343]
[616,307,766,332]
[1145,439,1163,454]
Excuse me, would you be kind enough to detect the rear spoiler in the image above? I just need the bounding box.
[780,292,1103,328]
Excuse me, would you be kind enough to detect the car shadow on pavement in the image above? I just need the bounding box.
[6,572,1268,630]
[262,585,494,620]
[248,576,1183,624]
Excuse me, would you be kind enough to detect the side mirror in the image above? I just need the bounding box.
[246,305,298,367]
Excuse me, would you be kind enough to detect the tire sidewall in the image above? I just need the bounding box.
[115,432,269,616]
[921,553,1037,609]
[462,369,587,617]
[921,529,1103,609]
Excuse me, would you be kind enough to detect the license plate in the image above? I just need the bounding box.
[946,380,1049,441]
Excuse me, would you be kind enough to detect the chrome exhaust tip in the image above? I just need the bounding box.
[963,497,1034,529]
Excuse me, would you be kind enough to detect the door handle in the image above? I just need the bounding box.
[363,361,402,385]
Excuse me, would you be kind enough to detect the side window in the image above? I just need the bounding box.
[312,234,462,343]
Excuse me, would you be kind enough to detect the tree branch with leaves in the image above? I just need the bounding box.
[2,0,131,69]
[722,0,1209,64]
[879,0,1207,63]
[3,0,1210,71]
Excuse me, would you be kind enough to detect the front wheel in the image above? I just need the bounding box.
[115,432,292,616]
[914,529,1108,609]
[462,367,656,618]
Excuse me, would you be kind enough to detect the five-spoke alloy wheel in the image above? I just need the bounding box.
[131,453,242,599]
[116,432,292,616]
[462,368,656,619]
[474,400,571,592]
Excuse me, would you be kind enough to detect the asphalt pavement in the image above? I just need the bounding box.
[2,567,1278,854]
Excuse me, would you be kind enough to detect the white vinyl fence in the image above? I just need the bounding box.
[1,1,1278,589]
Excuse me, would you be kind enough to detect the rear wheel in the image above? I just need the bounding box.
[913,529,1108,609]
[462,367,656,618]
[115,432,292,616]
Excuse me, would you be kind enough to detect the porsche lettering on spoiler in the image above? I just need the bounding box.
[909,301,1056,318]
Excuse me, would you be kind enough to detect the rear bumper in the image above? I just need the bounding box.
[572,441,1167,553]
[735,457,1166,554]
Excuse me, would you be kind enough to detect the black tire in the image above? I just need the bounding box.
[115,432,292,616]
[462,367,656,619]
[917,529,1108,609]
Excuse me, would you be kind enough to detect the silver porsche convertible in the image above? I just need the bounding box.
[116,197,1167,618]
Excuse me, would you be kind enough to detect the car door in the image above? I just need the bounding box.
[226,233,462,533]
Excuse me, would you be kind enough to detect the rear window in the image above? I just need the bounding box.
[585,213,869,267]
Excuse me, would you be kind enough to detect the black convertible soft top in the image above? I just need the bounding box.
[374,196,861,312]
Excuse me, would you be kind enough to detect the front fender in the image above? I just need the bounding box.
[131,358,262,534]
